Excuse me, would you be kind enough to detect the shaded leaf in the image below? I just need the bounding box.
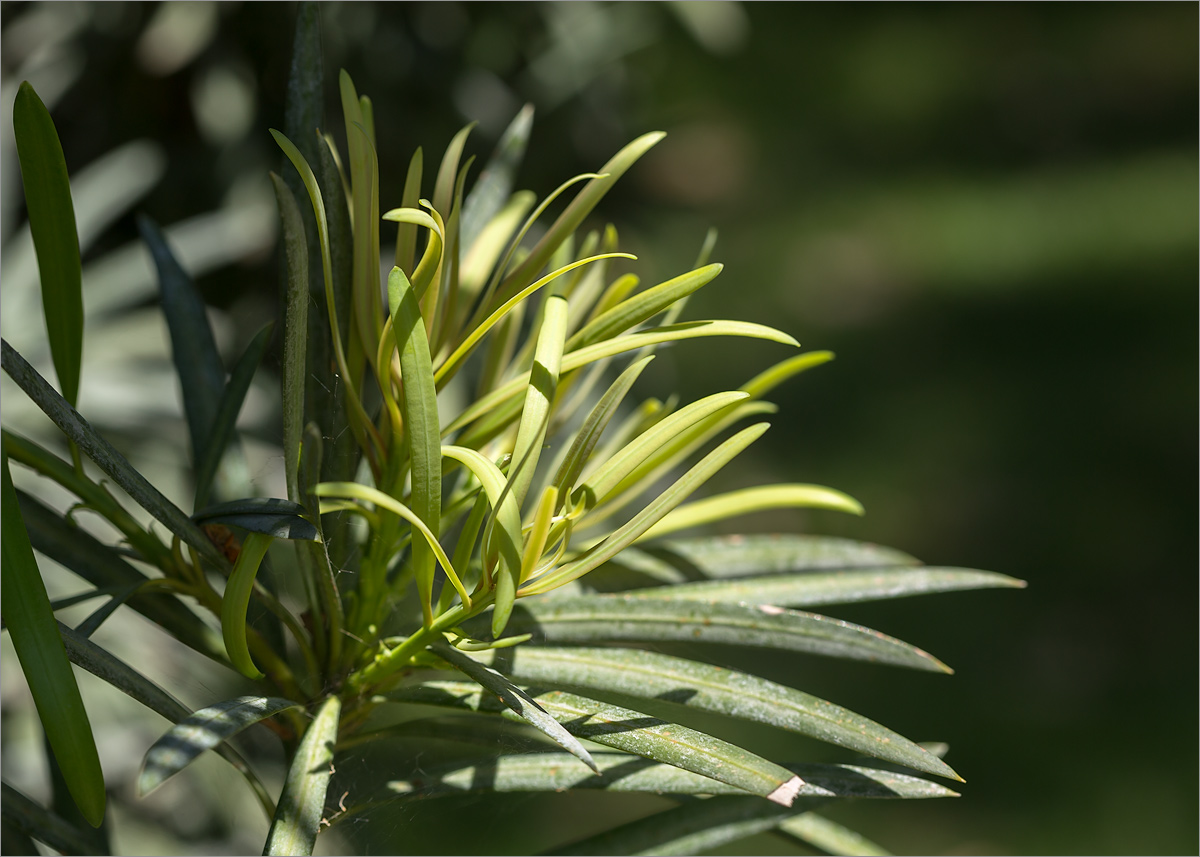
[476,646,961,780]
[265,696,340,857]
[220,533,274,679]
[471,595,951,673]
[1,453,105,827]
[629,567,1027,609]
[779,813,891,856]
[192,497,319,541]
[13,81,84,409]
[430,640,598,773]
[384,682,802,805]
[0,783,99,856]
[1,340,228,569]
[139,696,301,796]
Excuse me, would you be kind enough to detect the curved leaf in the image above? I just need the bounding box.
[472,595,951,673]
[476,646,961,780]
[265,695,340,857]
[384,681,803,805]
[193,497,319,541]
[637,484,864,542]
[629,567,1027,609]
[430,640,598,773]
[1,454,105,827]
[220,532,274,679]
[138,695,301,796]
[13,81,84,408]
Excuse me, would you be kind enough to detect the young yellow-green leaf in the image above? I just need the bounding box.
[13,81,83,409]
[193,322,275,510]
[550,355,654,504]
[636,483,864,542]
[388,266,442,626]
[521,486,559,584]
[1,454,105,827]
[59,623,276,818]
[384,682,803,805]
[495,132,665,306]
[312,482,471,609]
[139,696,301,796]
[440,446,523,587]
[444,321,796,436]
[524,423,770,595]
[779,813,892,856]
[475,646,961,780]
[271,173,310,504]
[572,391,749,510]
[264,695,341,857]
[460,190,537,297]
[220,533,275,679]
[629,567,1027,609]
[566,263,724,351]
[430,640,598,774]
[2,341,229,568]
[394,147,424,274]
[382,206,444,300]
[476,595,952,673]
[741,350,835,399]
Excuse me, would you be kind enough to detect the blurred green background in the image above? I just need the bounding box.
[1,2,1195,854]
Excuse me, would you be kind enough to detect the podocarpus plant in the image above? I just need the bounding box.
[1,9,1025,855]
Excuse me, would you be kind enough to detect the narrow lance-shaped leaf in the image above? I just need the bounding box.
[0,784,99,857]
[381,752,956,804]
[384,681,803,806]
[388,266,442,626]
[220,532,275,679]
[778,813,892,857]
[193,497,319,541]
[139,696,301,796]
[524,423,771,595]
[430,640,598,773]
[13,81,83,409]
[394,147,423,274]
[637,483,865,543]
[1,453,106,827]
[193,321,275,510]
[475,594,952,673]
[460,103,534,253]
[440,446,522,596]
[272,172,310,503]
[477,646,961,780]
[59,623,277,819]
[265,695,341,857]
[629,567,1027,609]
[137,214,225,471]
[444,320,797,436]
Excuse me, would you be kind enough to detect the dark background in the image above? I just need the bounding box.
[1,2,1196,854]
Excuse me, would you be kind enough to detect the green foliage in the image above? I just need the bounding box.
[0,8,1021,854]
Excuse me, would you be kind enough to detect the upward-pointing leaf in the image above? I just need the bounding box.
[1,454,105,827]
[265,695,340,857]
[13,81,83,409]
[460,103,534,253]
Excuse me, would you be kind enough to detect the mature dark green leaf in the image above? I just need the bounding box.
[58,623,276,819]
[14,80,84,409]
[0,783,99,856]
[272,173,311,504]
[779,812,891,856]
[265,696,340,857]
[476,646,960,780]
[16,489,225,661]
[1,454,105,827]
[137,214,225,471]
[193,322,275,510]
[383,752,957,801]
[470,595,951,673]
[430,641,598,773]
[384,682,803,805]
[552,794,818,857]
[139,696,301,796]
[1,340,228,569]
[192,497,318,541]
[628,567,1026,608]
